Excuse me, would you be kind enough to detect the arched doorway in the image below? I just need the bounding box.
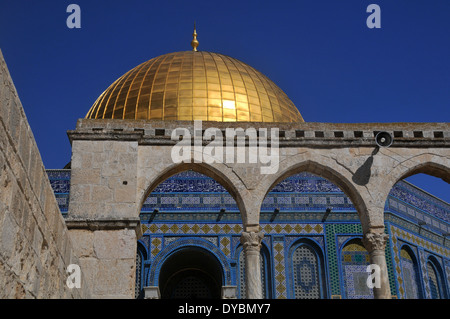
[159,247,223,299]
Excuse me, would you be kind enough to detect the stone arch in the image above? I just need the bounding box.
[398,161,450,183]
[380,157,450,208]
[257,158,371,231]
[137,161,251,224]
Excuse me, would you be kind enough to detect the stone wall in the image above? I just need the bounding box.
[0,49,90,298]
[66,138,142,298]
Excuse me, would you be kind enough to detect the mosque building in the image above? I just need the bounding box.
[1,27,449,299]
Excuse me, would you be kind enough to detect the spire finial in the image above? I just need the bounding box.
[191,22,199,52]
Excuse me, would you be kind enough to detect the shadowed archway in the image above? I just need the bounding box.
[159,246,223,299]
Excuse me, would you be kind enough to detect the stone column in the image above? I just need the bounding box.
[362,228,391,299]
[240,231,264,299]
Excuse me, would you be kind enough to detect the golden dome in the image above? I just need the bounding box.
[86,51,304,122]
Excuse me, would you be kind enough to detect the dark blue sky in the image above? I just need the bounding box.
[0,0,448,203]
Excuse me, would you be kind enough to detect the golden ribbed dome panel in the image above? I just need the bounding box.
[86,51,304,122]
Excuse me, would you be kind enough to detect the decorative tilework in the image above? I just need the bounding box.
[295,196,310,205]
[390,233,403,298]
[47,169,449,232]
[148,237,232,286]
[137,220,447,299]
[202,236,218,246]
[142,222,325,236]
[142,222,242,235]
[390,226,450,258]
[393,224,449,298]
[292,245,321,299]
[46,169,71,193]
[164,237,178,245]
[312,197,327,205]
[203,196,222,205]
[342,265,373,299]
[46,165,450,300]
[341,240,373,299]
[419,249,431,298]
[135,251,142,298]
[46,169,71,213]
[390,181,449,223]
[329,196,345,205]
[387,196,449,236]
[444,260,450,295]
[427,262,442,299]
[276,197,292,205]
[400,248,421,299]
[272,239,287,299]
[150,237,162,257]
[325,224,363,296]
[144,196,157,205]
[231,236,241,258]
[138,235,150,252]
[270,224,322,235]
[220,237,231,257]
[181,196,201,205]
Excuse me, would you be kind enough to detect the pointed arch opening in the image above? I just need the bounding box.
[385,166,449,238]
[260,160,370,231]
[288,239,327,299]
[426,256,448,299]
[399,245,422,299]
[139,163,247,223]
[159,246,224,299]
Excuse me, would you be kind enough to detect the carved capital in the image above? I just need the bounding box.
[362,231,389,252]
[240,231,264,250]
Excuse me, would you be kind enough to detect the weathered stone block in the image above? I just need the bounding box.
[92,258,135,298]
[0,209,17,260]
[93,229,136,260]
[71,168,101,185]
[91,184,112,202]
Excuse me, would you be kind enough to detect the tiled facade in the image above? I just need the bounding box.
[48,169,450,299]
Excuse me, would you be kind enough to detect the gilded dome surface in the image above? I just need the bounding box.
[86,51,304,122]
